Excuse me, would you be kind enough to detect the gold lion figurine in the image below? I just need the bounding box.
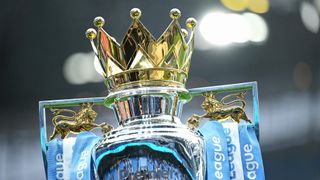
[49,103,112,140]
[187,91,252,130]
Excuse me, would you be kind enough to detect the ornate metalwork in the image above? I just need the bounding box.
[187,91,252,130]
[49,103,113,140]
[85,8,197,92]
[112,93,183,125]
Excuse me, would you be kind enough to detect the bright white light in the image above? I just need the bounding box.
[243,12,268,42]
[300,2,320,34]
[227,14,251,43]
[63,52,104,85]
[200,12,234,46]
[199,11,268,46]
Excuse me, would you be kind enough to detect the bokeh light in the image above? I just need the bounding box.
[221,0,249,11]
[300,1,320,34]
[63,52,104,85]
[243,12,268,42]
[199,11,268,46]
[221,0,269,13]
[293,62,313,91]
[248,0,269,14]
[199,12,234,46]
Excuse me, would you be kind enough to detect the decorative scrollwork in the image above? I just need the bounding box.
[187,91,251,130]
[49,103,113,140]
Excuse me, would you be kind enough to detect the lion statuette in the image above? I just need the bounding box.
[49,103,112,140]
[187,91,252,130]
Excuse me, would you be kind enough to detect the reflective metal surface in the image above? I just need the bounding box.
[95,88,205,179]
[95,122,205,180]
[112,94,183,125]
[188,81,260,137]
[86,8,196,92]
[49,103,112,140]
[41,7,261,179]
[39,82,260,179]
[187,91,251,130]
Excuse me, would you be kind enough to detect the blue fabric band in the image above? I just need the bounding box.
[46,132,100,180]
[70,132,100,180]
[200,122,265,180]
[47,139,64,180]
[199,121,231,180]
[238,124,265,180]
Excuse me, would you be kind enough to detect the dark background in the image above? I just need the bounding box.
[1,0,320,179]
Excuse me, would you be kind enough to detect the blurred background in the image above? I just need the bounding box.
[1,0,320,179]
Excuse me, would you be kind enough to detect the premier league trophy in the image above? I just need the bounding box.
[39,8,265,180]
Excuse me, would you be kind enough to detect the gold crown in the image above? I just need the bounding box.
[86,8,197,92]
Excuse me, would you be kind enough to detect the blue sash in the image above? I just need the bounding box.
[238,124,265,180]
[199,121,230,180]
[222,123,245,180]
[70,132,100,180]
[201,122,265,180]
[47,132,100,180]
[47,139,64,180]
[46,125,264,180]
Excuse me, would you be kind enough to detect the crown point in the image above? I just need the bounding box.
[85,28,97,40]
[130,8,141,20]
[186,17,197,29]
[170,8,181,20]
[181,28,188,37]
[93,16,105,28]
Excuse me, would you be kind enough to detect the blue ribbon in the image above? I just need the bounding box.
[46,132,100,180]
[70,132,100,180]
[47,139,64,180]
[223,123,244,180]
[46,124,264,180]
[199,121,230,180]
[238,124,265,180]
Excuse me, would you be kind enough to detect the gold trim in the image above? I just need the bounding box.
[49,103,113,140]
[105,68,187,91]
[86,8,196,92]
[187,91,252,130]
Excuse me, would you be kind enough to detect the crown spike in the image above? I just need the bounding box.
[85,28,97,40]
[181,28,188,38]
[86,9,196,92]
[130,8,141,20]
[93,16,105,28]
[85,28,99,57]
[170,8,181,20]
[186,17,197,30]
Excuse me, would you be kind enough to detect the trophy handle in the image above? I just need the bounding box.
[39,97,113,176]
[186,81,260,138]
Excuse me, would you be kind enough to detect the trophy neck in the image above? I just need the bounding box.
[109,87,187,126]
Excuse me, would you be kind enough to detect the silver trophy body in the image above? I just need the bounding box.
[39,8,261,180]
[94,87,205,179]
